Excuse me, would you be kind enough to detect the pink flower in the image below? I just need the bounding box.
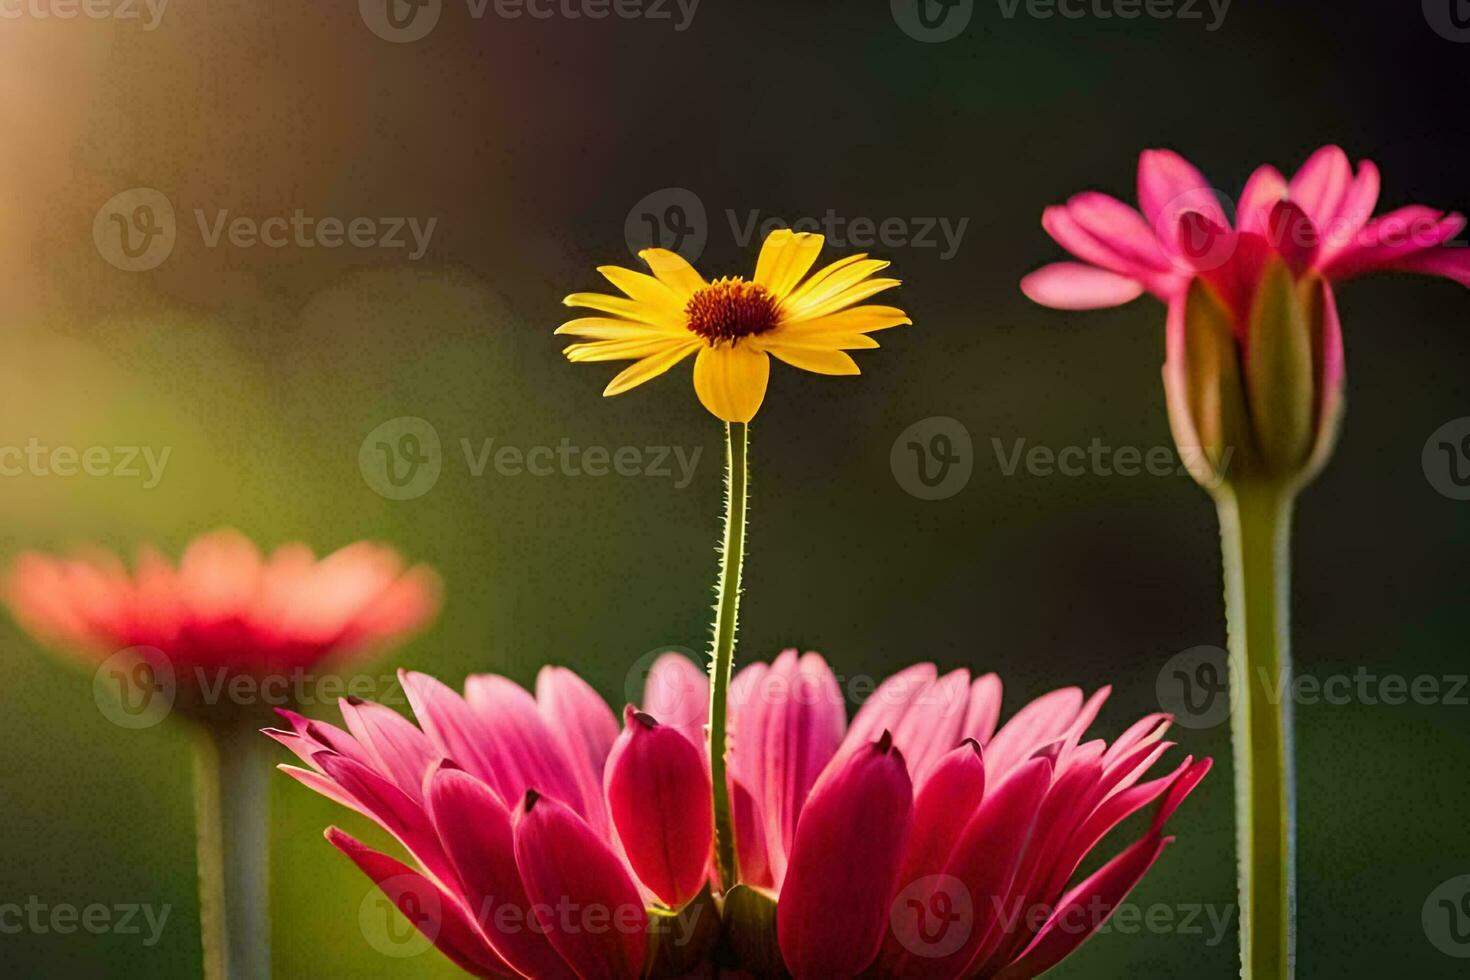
[274,652,1209,978]
[3,528,440,720]
[1022,146,1469,486]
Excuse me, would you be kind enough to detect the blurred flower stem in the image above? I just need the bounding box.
[1218,481,1296,978]
[193,719,271,980]
[708,420,748,892]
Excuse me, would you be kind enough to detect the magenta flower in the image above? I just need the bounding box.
[1022,145,1468,485]
[274,652,1209,978]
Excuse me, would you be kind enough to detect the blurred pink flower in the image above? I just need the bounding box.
[1022,144,1469,313]
[3,528,440,718]
[274,652,1209,978]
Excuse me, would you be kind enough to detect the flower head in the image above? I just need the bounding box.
[1022,145,1469,489]
[3,528,440,722]
[559,230,912,422]
[275,653,1209,978]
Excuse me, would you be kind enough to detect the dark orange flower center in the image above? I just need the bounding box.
[684,277,780,346]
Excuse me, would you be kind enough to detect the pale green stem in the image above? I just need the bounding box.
[1217,482,1296,979]
[708,421,748,893]
[194,720,272,980]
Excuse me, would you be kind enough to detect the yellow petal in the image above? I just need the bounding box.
[640,249,707,299]
[598,265,685,315]
[753,230,825,300]
[556,317,686,340]
[563,291,683,329]
[784,278,902,323]
[693,344,770,423]
[758,330,879,351]
[760,343,861,376]
[603,341,702,396]
[778,305,912,337]
[564,336,686,363]
[782,259,891,320]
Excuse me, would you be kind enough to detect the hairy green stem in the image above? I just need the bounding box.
[708,421,748,893]
[1217,482,1296,979]
[194,719,272,980]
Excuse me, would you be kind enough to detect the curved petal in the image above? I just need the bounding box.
[754,230,826,300]
[639,248,707,298]
[692,344,770,423]
[326,827,513,978]
[426,767,572,978]
[759,343,861,376]
[963,672,1004,744]
[1021,263,1146,310]
[338,696,439,801]
[642,651,709,746]
[1064,192,1172,273]
[1237,164,1288,237]
[536,665,619,837]
[513,792,648,980]
[602,341,701,397]
[777,733,914,979]
[605,706,714,907]
[1137,149,1227,236]
[1317,159,1380,262]
[464,674,587,817]
[1287,144,1352,234]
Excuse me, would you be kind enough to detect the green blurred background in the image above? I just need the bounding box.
[2,1,1468,976]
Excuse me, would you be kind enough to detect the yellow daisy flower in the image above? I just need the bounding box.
[557,229,912,422]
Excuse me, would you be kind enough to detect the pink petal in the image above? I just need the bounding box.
[963,672,1004,744]
[536,665,619,836]
[1318,160,1380,263]
[1323,206,1465,280]
[399,670,511,795]
[1267,200,1320,276]
[892,668,971,785]
[338,696,439,801]
[995,833,1173,979]
[1137,149,1228,248]
[641,651,710,746]
[984,687,1083,779]
[731,775,773,888]
[464,674,586,816]
[1020,263,1146,310]
[605,706,714,908]
[1387,243,1470,287]
[315,751,460,891]
[877,741,986,975]
[325,827,511,978]
[425,766,571,978]
[744,651,846,887]
[930,757,1054,977]
[1287,145,1352,233]
[777,733,914,980]
[513,792,648,980]
[1237,164,1288,237]
[844,663,937,751]
[1065,192,1173,272]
